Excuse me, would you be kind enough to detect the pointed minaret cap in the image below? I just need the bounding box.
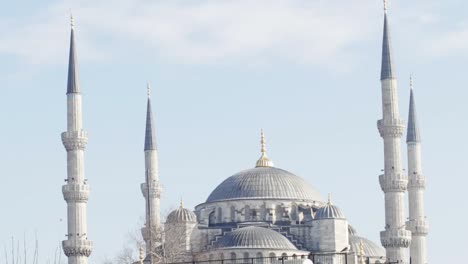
[67,14,80,94]
[380,0,396,80]
[406,76,421,142]
[144,82,157,150]
[255,129,274,167]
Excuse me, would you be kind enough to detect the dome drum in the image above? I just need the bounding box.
[195,200,322,227]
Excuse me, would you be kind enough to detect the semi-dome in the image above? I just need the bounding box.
[315,199,345,219]
[166,205,197,223]
[213,226,297,250]
[206,167,322,203]
[349,235,385,257]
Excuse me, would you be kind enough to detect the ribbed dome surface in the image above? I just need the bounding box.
[213,226,297,250]
[166,207,197,223]
[349,235,385,257]
[315,203,345,219]
[206,167,321,203]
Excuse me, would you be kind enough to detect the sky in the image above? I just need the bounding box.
[0,0,467,263]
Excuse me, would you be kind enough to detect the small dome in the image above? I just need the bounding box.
[315,203,345,219]
[349,235,385,257]
[213,226,297,250]
[166,206,197,223]
[206,167,322,203]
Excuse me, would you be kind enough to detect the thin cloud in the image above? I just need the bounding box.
[0,0,378,66]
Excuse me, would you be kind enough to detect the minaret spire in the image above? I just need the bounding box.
[255,129,274,167]
[141,83,163,262]
[67,15,79,94]
[376,2,411,263]
[406,77,429,264]
[406,76,420,142]
[61,17,93,264]
[381,0,395,80]
[144,82,157,151]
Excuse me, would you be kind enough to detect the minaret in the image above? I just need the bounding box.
[141,83,163,261]
[61,16,93,264]
[377,2,411,263]
[406,77,429,264]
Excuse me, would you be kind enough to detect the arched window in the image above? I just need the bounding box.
[281,253,288,260]
[230,252,237,261]
[256,252,263,264]
[243,252,249,260]
[292,254,297,259]
[209,211,216,226]
[220,253,225,260]
[269,253,276,264]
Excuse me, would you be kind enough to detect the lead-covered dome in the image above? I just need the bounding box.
[349,235,385,257]
[166,206,197,223]
[213,226,297,250]
[206,167,322,203]
[315,203,345,219]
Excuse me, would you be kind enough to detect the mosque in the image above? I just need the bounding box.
[58,3,428,264]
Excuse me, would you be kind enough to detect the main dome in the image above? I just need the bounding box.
[206,166,322,203]
[213,226,297,250]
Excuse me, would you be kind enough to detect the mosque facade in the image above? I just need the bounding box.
[60,4,428,264]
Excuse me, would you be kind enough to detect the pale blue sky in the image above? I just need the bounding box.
[1,0,467,263]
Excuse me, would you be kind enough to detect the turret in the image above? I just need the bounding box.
[61,16,93,264]
[405,77,429,264]
[141,83,163,262]
[310,195,349,255]
[164,199,198,263]
[376,2,411,263]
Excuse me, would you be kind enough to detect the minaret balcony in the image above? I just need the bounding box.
[379,174,408,192]
[141,182,163,198]
[377,119,405,137]
[408,174,426,189]
[61,130,88,151]
[406,218,429,235]
[62,183,90,202]
[380,229,411,248]
[62,239,93,257]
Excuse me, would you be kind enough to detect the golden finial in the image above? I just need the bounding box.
[260,128,266,154]
[410,75,414,90]
[383,0,388,13]
[180,197,184,208]
[139,245,144,264]
[359,240,365,257]
[256,129,274,167]
[147,81,151,98]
